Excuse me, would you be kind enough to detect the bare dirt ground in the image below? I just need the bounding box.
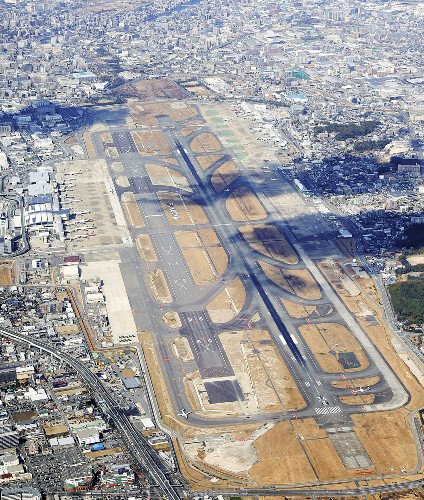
[239,224,298,265]
[100,132,113,143]
[111,161,124,172]
[145,163,191,190]
[340,395,375,405]
[121,191,144,228]
[281,299,333,319]
[121,79,189,100]
[176,229,228,285]
[115,175,130,187]
[259,261,322,300]
[172,336,194,361]
[148,269,173,303]
[299,323,369,373]
[181,248,221,285]
[211,161,240,192]
[197,154,223,170]
[190,132,223,153]
[105,146,119,158]
[407,255,424,265]
[64,135,77,145]
[226,187,267,221]
[249,421,317,484]
[351,410,420,475]
[131,130,171,156]
[331,376,380,389]
[219,329,306,413]
[206,277,246,323]
[181,127,197,137]
[0,262,13,285]
[163,312,182,329]
[130,101,197,125]
[135,234,158,262]
[249,415,372,483]
[158,192,208,226]
[175,228,219,247]
[82,132,96,158]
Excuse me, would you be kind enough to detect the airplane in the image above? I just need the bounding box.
[357,387,370,393]
[75,210,89,215]
[177,408,192,419]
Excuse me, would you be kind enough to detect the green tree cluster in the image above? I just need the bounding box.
[315,120,380,141]
[353,139,390,152]
[388,280,424,324]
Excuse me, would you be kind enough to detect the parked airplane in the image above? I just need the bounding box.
[177,408,192,419]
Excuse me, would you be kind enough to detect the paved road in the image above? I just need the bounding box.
[0,328,182,500]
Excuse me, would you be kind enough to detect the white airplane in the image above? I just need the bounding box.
[177,408,192,419]
[75,210,89,215]
[357,387,370,393]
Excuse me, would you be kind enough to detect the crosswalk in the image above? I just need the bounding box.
[316,406,342,415]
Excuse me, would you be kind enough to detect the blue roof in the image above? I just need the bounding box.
[123,377,141,389]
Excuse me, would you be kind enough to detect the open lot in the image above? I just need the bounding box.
[110,161,124,172]
[281,299,333,319]
[351,410,420,474]
[219,329,306,413]
[0,262,13,285]
[196,154,223,170]
[299,323,369,373]
[135,234,158,262]
[239,224,298,265]
[121,191,144,228]
[259,261,322,300]
[190,132,223,153]
[206,277,246,323]
[249,421,317,484]
[176,229,228,285]
[82,132,96,158]
[226,187,267,221]
[331,376,380,389]
[162,311,182,329]
[131,130,171,156]
[172,336,194,362]
[145,163,191,190]
[148,269,173,303]
[211,161,240,193]
[120,78,189,100]
[340,395,375,405]
[158,191,208,226]
[130,101,198,126]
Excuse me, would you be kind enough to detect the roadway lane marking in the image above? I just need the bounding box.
[316,406,342,415]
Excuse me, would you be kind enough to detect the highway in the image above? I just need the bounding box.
[0,327,182,500]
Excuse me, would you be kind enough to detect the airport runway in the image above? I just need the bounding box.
[89,108,406,428]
